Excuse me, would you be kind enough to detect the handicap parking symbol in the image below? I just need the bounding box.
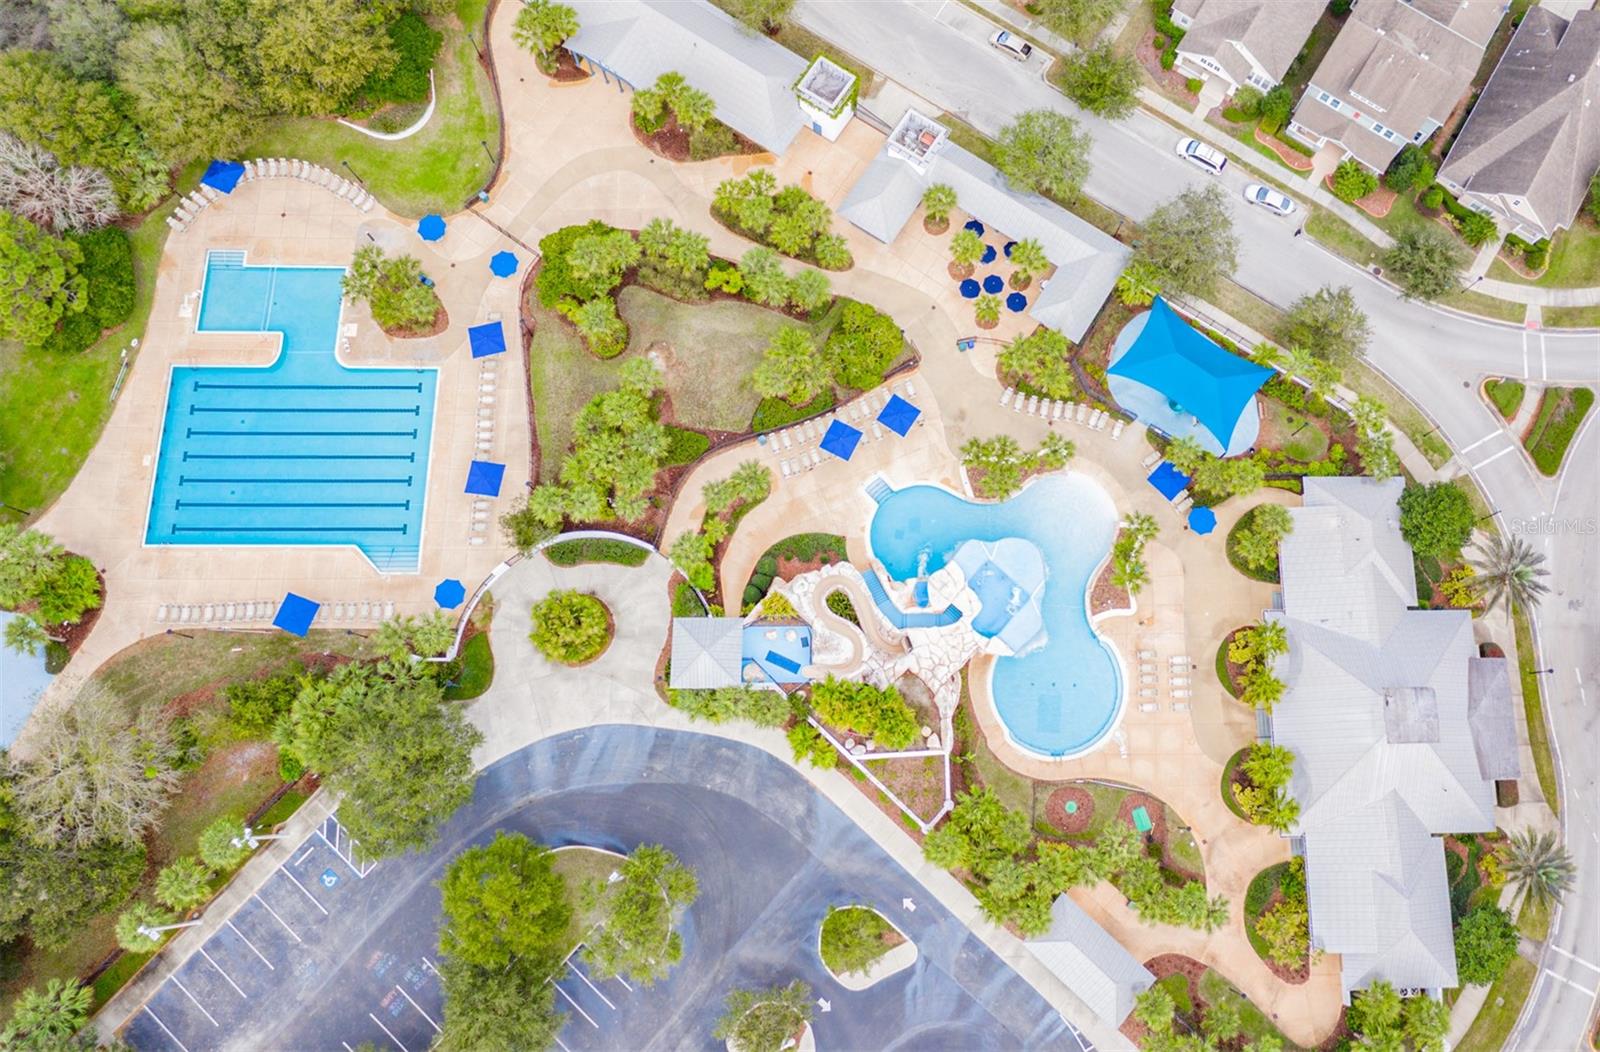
[321,867,340,888]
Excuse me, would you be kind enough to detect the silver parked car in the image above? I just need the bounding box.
[1243,183,1296,216]
[989,30,1033,61]
[1174,137,1227,175]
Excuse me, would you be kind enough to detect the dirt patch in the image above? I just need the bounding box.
[1043,785,1094,835]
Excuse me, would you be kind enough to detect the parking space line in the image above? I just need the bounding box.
[144,1006,192,1052]
[252,892,303,942]
[277,867,330,916]
[198,947,247,999]
[395,985,442,1033]
[552,981,598,1028]
[169,975,219,1027]
[225,919,275,968]
[570,964,616,1010]
[369,1011,412,1052]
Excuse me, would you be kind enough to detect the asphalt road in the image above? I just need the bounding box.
[123,726,1085,1052]
[795,2,1600,1045]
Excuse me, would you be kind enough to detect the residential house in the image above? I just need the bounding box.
[1267,477,1517,1001]
[839,109,1130,343]
[1437,7,1600,241]
[1169,0,1326,97]
[1288,0,1503,173]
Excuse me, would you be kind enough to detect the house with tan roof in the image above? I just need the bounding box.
[1265,477,1517,1001]
[1169,0,1326,97]
[1437,7,1600,241]
[1288,0,1504,173]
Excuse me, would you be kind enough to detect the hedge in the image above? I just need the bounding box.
[1523,386,1594,476]
[543,538,650,567]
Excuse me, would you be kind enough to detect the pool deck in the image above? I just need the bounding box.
[26,175,531,736]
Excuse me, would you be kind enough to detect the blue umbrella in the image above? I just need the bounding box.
[434,578,466,609]
[489,250,519,278]
[1006,292,1028,312]
[959,278,980,299]
[1188,506,1218,535]
[980,244,997,264]
[418,214,446,241]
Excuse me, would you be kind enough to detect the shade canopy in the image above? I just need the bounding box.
[201,160,246,194]
[1146,461,1191,501]
[877,394,921,436]
[417,214,447,241]
[468,321,506,358]
[465,460,506,496]
[272,592,320,637]
[1107,298,1272,451]
[820,419,862,460]
[489,250,519,277]
[434,579,467,609]
[1188,506,1217,535]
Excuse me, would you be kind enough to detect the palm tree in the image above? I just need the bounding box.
[1008,237,1049,288]
[949,228,984,277]
[974,293,1002,329]
[921,183,958,231]
[1502,828,1576,911]
[1470,532,1551,617]
[512,0,580,73]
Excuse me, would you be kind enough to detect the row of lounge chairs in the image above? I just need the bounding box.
[999,388,1126,439]
[165,157,377,233]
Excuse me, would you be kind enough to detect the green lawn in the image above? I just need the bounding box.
[1457,955,1537,1052]
[1487,216,1600,289]
[237,0,498,218]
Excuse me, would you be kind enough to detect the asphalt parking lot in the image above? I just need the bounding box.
[123,726,1087,1051]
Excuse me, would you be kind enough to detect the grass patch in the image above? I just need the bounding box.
[1522,386,1594,476]
[1512,603,1558,813]
[236,4,496,217]
[1485,378,1525,419]
[819,905,897,976]
[444,632,494,701]
[1543,304,1600,329]
[1456,955,1537,1052]
[751,389,835,433]
[544,537,650,567]
[550,847,622,951]
[1225,506,1280,583]
[1343,359,1453,468]
[0,161,200,523]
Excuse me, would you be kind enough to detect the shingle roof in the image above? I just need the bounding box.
[1304,793,1459,996]
[1467,656,1521,781]
[668,617,744,689]
[838,139,1130,342]
[1173,0,1326,84]
[1026,894,1154,1024]
[1438,8,1600,235]
[1294,0,1498,169]
[564,0,808,153]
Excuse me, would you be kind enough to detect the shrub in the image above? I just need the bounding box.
[1330,159,1377,202]
[529,590,611,664]
[363,14,442,104]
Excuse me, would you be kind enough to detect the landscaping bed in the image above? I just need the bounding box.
[1522,385,1594,476]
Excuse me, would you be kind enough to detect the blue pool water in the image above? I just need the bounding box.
[144,252,438,573]
[868,475,1122,756]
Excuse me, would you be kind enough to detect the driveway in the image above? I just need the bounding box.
[122,727,1086,1052]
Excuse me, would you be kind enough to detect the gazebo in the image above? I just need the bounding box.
[1106,297,1272,456]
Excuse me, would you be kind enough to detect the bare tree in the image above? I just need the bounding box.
[11,683,181,849]
[0,133,118,232]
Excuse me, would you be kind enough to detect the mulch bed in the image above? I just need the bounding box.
[1043,785,1094,835]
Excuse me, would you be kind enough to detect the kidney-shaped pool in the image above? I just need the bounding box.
[867,473,1124,757]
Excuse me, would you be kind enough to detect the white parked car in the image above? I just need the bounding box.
[1243,183,1296,216]
[989,30,1033,61]
[1174,137,1227,175]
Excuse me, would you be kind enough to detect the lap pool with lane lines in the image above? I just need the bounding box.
[144,251,438,574]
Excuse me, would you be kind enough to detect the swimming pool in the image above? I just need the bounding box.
[144,252,439,573]
[868,475,1123,757]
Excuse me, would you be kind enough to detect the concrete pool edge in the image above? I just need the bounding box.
[141,249,444,576]
[862,471,1129,761]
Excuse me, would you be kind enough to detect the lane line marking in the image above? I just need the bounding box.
[1550,946,1600,975]
[251,893,302,942]
[144,1006,191,1052]
[1472,445,1517,470]
[198,947,247,999]
[369,1011,411,1052]
[395,985,442,1033]
[169,975,219,1027]
[225,919,274,969]
[1459,431,1502,455]
[570,964,617,1010]
[553,981,598,1028]
[277,867,330,916]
